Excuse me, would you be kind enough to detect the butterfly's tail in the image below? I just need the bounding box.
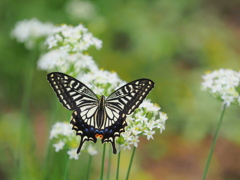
[77,139,84,154]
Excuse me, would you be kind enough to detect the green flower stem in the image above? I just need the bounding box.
[18,48,37,180]
[202,104,226,180]
[43,99,60,179]
[116,150,121,180]
[63,152,70,180]
[107,146,112,180]
[126,146,136,180]
[100,143,106,180]
[86,155,93,180]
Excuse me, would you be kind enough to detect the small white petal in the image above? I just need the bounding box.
[87,144,98,156]
[53,141,65,152]
[67,148,80,160]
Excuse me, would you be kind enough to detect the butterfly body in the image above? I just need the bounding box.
[96,95,106,128]
[47,72,154,154]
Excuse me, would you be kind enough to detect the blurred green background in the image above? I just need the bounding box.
[1,0,240,179]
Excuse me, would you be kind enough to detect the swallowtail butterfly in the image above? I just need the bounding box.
[47,72,154,154]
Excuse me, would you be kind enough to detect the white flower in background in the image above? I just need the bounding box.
[66,0,96,21]
[87,144,98,156]
[37,49,98,74]
[50,121,82,159]
[53,141,65,152]
[50,122,74,139]
[67,148,80,160]
[38,24,101,75]
[11,18,54,49]
[201,69,240,107]
[77,69,126,96]
[45,24,102,53]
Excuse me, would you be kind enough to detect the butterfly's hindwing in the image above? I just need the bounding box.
[71,110,127,154]
[71,110,97,153]
[101,112,127,154]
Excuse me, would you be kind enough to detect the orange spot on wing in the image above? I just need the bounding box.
[95,134,104,139]
[99,134,103,139]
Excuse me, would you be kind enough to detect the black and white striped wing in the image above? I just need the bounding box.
[106,79,155,115]
[48,72,102,153]
[99,79,154,154]
[47,72,98,110]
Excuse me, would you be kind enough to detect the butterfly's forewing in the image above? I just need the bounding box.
[47,72,98,110]
[106,79,155,115]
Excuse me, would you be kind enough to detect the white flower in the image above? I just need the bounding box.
[143,130,155,140]
[129,136,140,147]
[11,18,54,49]
[126,117,135,124]
[201,69,240,107]
[49,122,74,139]
[130,126,142,136]
[50,122,65,139]
[61,123,74,137]
[159,112,168,122]
[37,49,98,73]
[45,24,102,53]
[87,144,98,156]
[53,141,65,152]
[45,35,58,49]
[121,141,131,150]
[77,69,126,96]
[159,125,166,134]
[121,131,132,142]
[146,120,157,130]
[38,50,68,72]
[67,148,80,160]
[134,113,148,123]
[66,0,96,21]
[79,69,123,85]
[140,100,161,112]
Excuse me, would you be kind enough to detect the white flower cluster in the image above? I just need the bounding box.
[50,122,98,159]
[38,24,102,75]
[77,69,126,96]
[202,69,240,107]
[37,49,98,74]
[11,18,54,49]
[117,100,168,151]
[45,24,102,52]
